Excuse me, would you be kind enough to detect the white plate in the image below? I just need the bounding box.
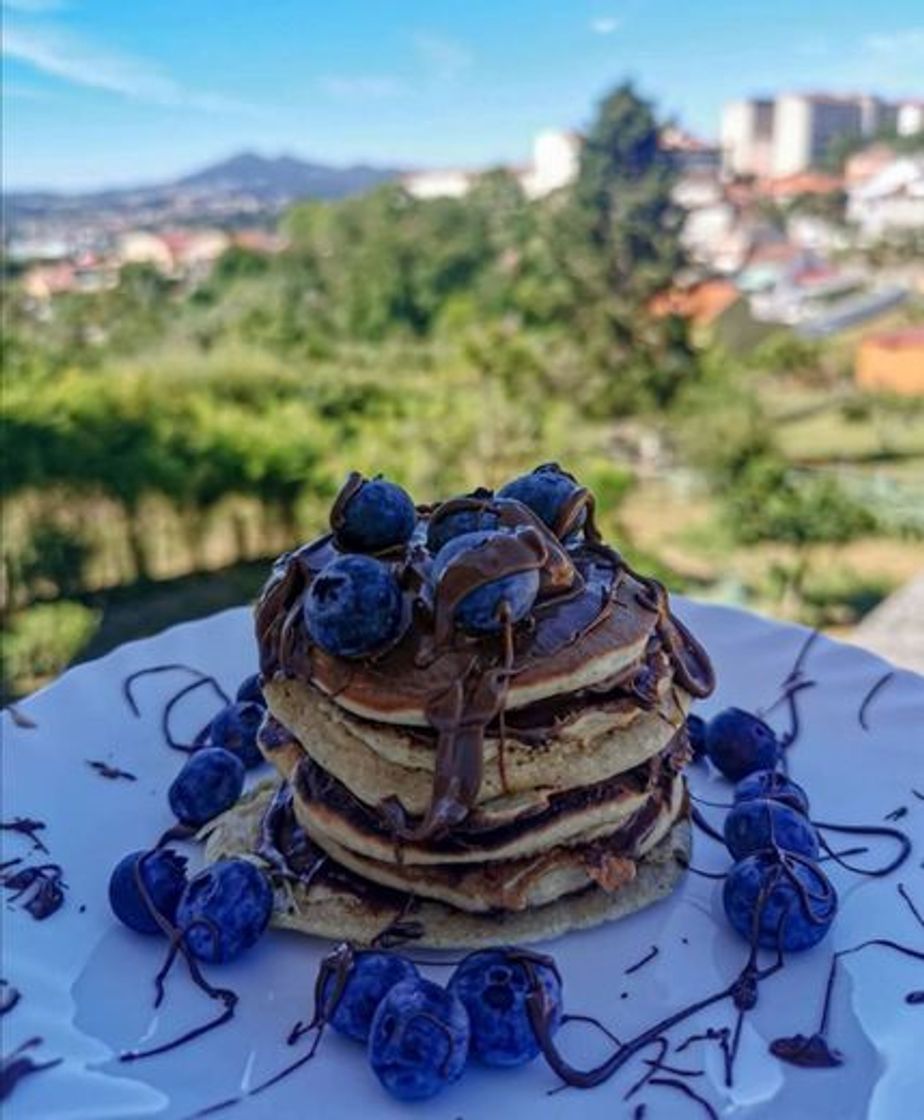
[3,601,923,1119]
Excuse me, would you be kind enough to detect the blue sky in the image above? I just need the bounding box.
[3,0,923,190]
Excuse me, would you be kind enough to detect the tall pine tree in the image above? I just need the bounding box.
[556,83,696,414]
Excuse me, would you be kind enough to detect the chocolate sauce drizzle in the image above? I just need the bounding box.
[1,818,49,853]
[0,860,66,920]
[6,705,37,729]
[118,852,238,1063]
[123,664,229,753]
[0,980,22,1017]
[624,946,659,975]
[186,943,359,1119]
[770,937,924,1068]
[0,1037,61,1103]
[87,760,137,781]
[858,671,895,731]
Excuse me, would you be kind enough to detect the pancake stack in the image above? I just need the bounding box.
[206,469,715,948]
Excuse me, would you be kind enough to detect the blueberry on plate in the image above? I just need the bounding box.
[109,848,188,935]
[686,713,708,761]
[304,555,404,659]
[724,798,819,861]
[448,948,562,1067]
[319,950,420,1043]
[705,708,779,781]
[168,747,245,827]
[734,769,810,815]
[236,673,265,708]
[177,859,273,963]
[432,530,540,634]
[333,475,416,554]
[723,852,837,952]
[368,977,469,1101]
[209,701,264,769]
[497,463,585,538]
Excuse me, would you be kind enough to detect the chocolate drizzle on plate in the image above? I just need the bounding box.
[0,980,22,1017]
[1,817,49,853]
[87,760,137,781]
[857,670,895,731]
[122,664,229,753]
[0,1038,61,1103]
[624,946,659,975]
[118,853,238,1063]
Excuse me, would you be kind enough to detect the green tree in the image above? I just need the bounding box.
[554,84,698,413]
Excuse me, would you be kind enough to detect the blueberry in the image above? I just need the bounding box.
[723,852,837,952]
[705,708,779,781]
[368,977,469,1101]
[427,503,500,555]
[724,799,819,861]
[236,673,265,708]
[734,770,810,815]
[448,949,562,1067]
[109,849,188,935]
[209,701,264,769]
[432,530,540,633]
[177,859,273,963]
[687,714,707,760]
[497,463,585,537]
[168,747,245,827]
[304,555,404,659]
[333,476,416,553]
[320,951,421,1043]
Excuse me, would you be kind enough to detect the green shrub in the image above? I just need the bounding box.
[2,601,101,690]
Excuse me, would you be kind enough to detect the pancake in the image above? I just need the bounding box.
[203,780,692,949]
[302,776,686,913]
[261,649,687,816]
[258,536,671,728]
[259,681,686,821]
[288,737,687,866]
[255,485,713,841]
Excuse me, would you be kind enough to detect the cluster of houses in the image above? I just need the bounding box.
[17,227,286,302]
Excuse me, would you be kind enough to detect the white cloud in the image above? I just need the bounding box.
[865,28,924,53]
[1,21,256,113]
[413,31,473,80]
[318,75,404,99]
[590,17,622,36]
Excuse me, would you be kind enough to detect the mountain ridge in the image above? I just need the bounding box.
[4,150,403,216]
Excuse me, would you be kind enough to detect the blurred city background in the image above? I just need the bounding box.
[2,1,923,699]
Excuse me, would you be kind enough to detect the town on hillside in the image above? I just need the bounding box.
[5,88,924,392]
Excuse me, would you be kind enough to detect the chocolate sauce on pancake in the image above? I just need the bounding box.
[294,730,685,859]
[255,482,714,841]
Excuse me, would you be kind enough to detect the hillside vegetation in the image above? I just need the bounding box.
[3,85,922,698]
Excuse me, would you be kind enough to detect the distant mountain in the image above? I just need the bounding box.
[3,151,402,229]
[173,151,398,200]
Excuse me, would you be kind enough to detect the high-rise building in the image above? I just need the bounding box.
[720,99,775,177]
[722,92,918,178]
[771,94,862,176]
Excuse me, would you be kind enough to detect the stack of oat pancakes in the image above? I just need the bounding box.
[207,472,715,948]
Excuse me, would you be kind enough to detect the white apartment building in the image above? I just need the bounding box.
[720,100,775,177]
[898,101,924,137]
[723,92,924,178]
[519,130,582,198]
[402,130,581,201]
